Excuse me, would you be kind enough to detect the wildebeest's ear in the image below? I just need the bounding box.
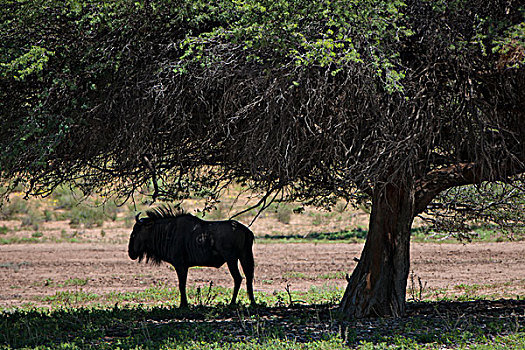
[135,213,141,223]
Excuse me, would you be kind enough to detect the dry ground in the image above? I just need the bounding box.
[1,239,524,308]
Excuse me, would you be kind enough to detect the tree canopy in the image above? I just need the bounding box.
[1,0,524,317]
[2,0,522,203]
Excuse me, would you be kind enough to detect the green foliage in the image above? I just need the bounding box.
[490,19,525,69]
[1,0,523,217]
[425,182,525,240]
[0,0,413,204]
[177,0,410,87]
[0,45,54,81]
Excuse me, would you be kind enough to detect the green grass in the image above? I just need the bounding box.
[1,300,523,349]
[282,271,347,280]
[38,278,90,288]
[261,228,368,243]
[0,225,9,235]
[261,226,520,243]
[0,236,41,244]
[1,286,523,349]
[21,284,343,309]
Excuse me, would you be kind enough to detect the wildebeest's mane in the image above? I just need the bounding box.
[144,205,186,221]
[139,205,188,266]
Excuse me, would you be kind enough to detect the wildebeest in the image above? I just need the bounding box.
[128,206,256,307]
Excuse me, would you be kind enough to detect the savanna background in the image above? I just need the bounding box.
[1,185,524,349]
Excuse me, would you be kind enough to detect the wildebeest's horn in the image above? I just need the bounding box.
[135,212,141,223]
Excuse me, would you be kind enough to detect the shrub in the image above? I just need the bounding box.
[276,205,292,224]
[68,206,105,228]
[0,195,30,219]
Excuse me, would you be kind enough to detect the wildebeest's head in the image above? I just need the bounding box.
[128,213,152,262]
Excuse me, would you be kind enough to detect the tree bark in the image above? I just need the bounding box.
[339,184,416,318]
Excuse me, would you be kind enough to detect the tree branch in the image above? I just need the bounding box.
[415,161,525,215]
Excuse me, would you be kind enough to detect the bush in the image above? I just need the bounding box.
[0,195,30,219]
[50,186,83,210]
[68,206,105,228]
[276,205,292,224]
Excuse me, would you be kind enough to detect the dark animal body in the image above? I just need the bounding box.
[128,207,256,307]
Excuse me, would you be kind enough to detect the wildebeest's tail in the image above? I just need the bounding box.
[244,224,255,246]
[238,222,255,281]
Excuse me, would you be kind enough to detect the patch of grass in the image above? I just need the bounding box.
[31,231,43,238]
[1,299,523,349]
[62,278,89,287]
[281,271,347,281]
[47,187,120,228]
[2,275,525,350]
[43,209,55,222]
[317,271,347,280]
[282,271,308,279]
[454,283,481,292]
[0,302,348,349]
[39,278,91,289]
[306,284,344,304]
[28,285,344,311]
[40,290,100,305]
[261,228,367,242]
[1,184,521,246]
[311,213,325,226]
[465,333,525,349]
[0,225,8,234]
[103,286,181,305]
[0,236,41,244]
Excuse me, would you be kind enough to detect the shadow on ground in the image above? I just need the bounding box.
[1,299,524,348]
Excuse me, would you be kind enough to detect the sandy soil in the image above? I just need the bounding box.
[1,241,524,308]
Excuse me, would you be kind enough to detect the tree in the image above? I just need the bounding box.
[1,0,524,318]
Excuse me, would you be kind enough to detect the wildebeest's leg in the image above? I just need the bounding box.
[226,260,243,305]
[175,266,189,308]
[240,252,256,305]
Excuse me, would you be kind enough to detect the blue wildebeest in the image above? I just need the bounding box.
[128,207,256,307]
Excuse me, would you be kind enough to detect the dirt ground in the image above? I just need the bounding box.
[1,240,524,308]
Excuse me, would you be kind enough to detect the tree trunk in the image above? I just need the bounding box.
[339,184,416,318]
